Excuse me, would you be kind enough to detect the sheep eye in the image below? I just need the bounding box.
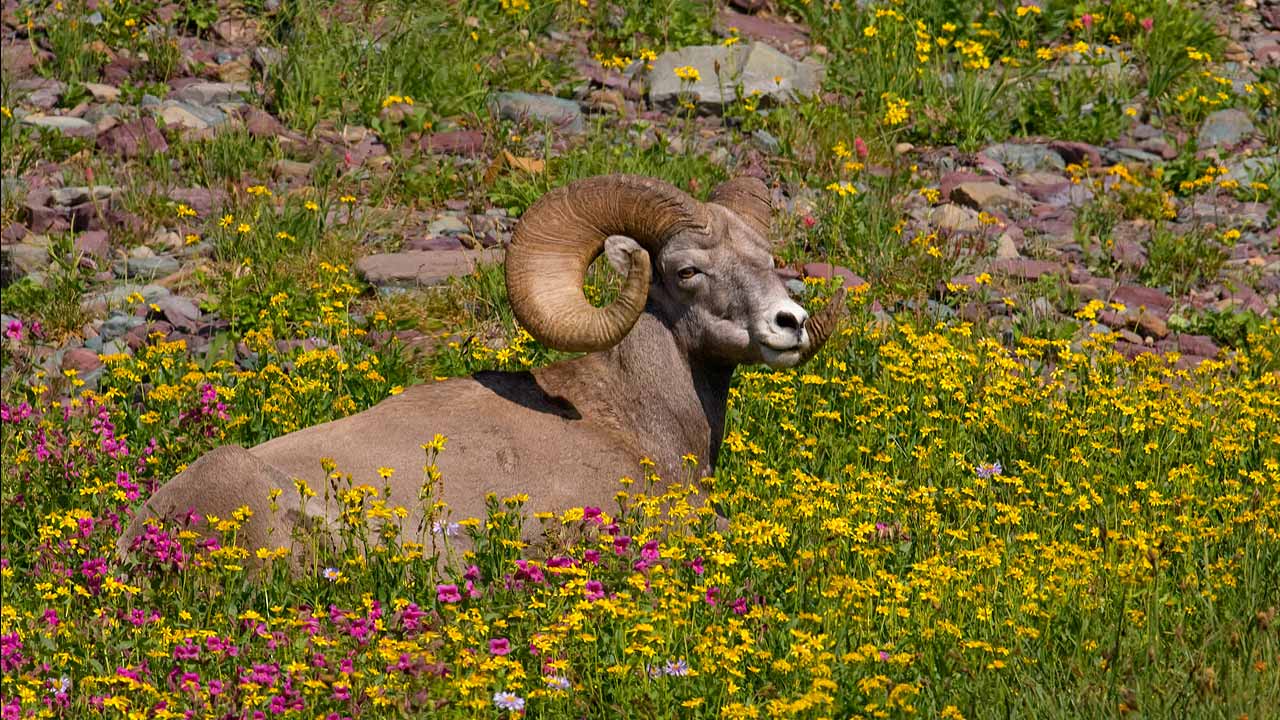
[677,267,700,280]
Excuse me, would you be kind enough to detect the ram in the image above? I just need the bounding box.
[119,175,845,557]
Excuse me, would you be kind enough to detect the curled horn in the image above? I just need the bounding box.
[505,175,707,352]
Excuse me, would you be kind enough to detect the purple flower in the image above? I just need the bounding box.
[436,584,462,604]
[585,580,605,601]
[493,691,525,712]
[974,462,1002,479]
[489,638,511,656]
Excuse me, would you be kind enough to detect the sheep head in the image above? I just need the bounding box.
[506,174,846,367]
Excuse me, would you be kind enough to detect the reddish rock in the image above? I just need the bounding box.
[168,188,225,217]
[1113,340,1156,360]
[989,258,1065,280]
[716,8,810,52]
[939,171,988,202]
[1049,141,1103,168]
[1177,334,1220,358]
[97,116,169,158]
[420,130,486,156]
[243,107,291,140]
[1111,284,1173,315]
[406,235,465,252]
[61,348,102,374]
[802,262,867,289]
[75,230,110,259]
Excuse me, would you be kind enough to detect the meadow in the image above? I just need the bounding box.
[2,0,1278,718]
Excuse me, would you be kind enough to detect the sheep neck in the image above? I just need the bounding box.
[533,312,734,478]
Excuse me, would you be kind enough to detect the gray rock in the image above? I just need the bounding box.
[1224,154,1278,186]
[154,295,201,329]
[355,249,503,288]
[81,283,171,313]
[648,43,823,112]
[50,185,114,207]
[154,101,227,130]
[100,312,146,341]
[982,143,1065,172]
[995,232,1020,260]
[489,92,584,133]
[170,81,251,105]
[1,240,51,283]
[426,215,470,236]
[20,114,94,137]
[113,255,180,280]
[1198,108,1256,148]
[752,129,781,154]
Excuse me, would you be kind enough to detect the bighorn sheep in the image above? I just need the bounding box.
[119,175,845,558]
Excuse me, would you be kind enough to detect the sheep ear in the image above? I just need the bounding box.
[603,235,646,276]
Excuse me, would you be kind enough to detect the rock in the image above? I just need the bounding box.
[155,101,226,131]
[989,258,1065,280]
[752,129,781,154]
[273,159,313,180]
[81,284,171,313]
[1177,334,1220,358]
[13,78,64,109]
[243,107,290,139]
[715,8,809,51]
[61,348,102,374]
[420,130,486,156]
[994,232,1019,260]
[1111,284,1173,315]
[213,17,261,45]
[950,182,1033,215]
[355,249,502,288]
[168,188,225,217]
[1109,221,1149,271]
[75,230,110,259]
[20,114,94,138]
[1049,141,1103,169]
[406,236,465,252]
[1224,154,1278,187]
[113,255,181,280]
[982,143,1065,172]
[252,46,284,72]
[931,203,981,233]
[1198,108,1256,148]
[801,262,867,289]
[489,92,584,133]
[1017,171,1073,205]
[97,116,169,158]
[99,312,147,341]
[648,43,823,112]
[0,240,51,284]
[83,82,121,102]
[50,185,113,207]
[426,215,470,236]
[216,57,253,83]
[154,295,201,330]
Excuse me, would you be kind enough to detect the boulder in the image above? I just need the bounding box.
[648,43,823,112]
[1198,108,1256,148]
[355,249,502,288]
[489,92,583,133]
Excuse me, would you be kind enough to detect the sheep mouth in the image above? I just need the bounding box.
[759,342,804,368]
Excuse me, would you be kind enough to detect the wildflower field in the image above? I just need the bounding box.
[2,0,1279,718]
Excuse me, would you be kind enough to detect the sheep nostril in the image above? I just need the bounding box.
[775,311,800,331]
